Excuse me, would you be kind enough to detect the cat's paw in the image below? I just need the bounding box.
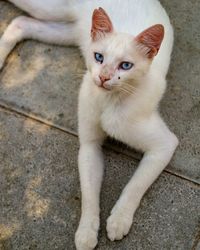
[75,226,98,250]
[106,209,133,241]
[75,217,99,250]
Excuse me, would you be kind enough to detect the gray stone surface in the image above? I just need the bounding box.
[0,108,199,250]
[0,1,84,132]
[0,41,83,130]
[0,1,22,29]
[0,1,199,182]
[160,0,200,183]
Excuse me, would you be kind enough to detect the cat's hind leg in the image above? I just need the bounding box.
[0,16,78,70]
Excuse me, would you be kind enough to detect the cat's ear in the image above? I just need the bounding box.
[91,7,114,41]
[135,24,164,58]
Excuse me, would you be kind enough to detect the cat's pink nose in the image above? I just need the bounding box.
[99,75,110,85]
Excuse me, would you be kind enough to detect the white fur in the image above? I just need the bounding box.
[0,1,178,250]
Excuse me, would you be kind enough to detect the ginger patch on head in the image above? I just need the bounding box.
[135,24,164,58]
[91,7,113,41]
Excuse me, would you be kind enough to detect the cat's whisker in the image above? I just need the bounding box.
[124,84,141,95]
[123,82,139,91]
[118,86,134,94]
[119,87,137,97]
[119,85,140,97]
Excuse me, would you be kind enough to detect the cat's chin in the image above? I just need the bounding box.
[98,85,112,91]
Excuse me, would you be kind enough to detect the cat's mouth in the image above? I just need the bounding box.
[94,80,112,91]
[98,84,111,91]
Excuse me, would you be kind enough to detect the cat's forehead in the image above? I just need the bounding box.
[92,33,138,59]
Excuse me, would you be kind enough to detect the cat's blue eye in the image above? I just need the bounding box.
[94,52,104,64]
[119,62,134,70]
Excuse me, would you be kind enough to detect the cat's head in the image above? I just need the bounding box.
[86,7,164,93]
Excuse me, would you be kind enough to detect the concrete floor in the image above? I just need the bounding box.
[0,0,199,249]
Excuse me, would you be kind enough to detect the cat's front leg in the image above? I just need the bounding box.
[107,116,178,241]
[75,142,104,250]
[75,80,106,250]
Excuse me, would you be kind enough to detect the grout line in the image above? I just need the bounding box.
[106,141,200,186]
[0,101,199,186]
[0,101,78,137]
[164,169,200,186]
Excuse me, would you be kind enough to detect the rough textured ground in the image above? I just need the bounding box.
[0,0,199,250]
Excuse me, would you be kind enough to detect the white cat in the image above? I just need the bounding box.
[0,1,179,250]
